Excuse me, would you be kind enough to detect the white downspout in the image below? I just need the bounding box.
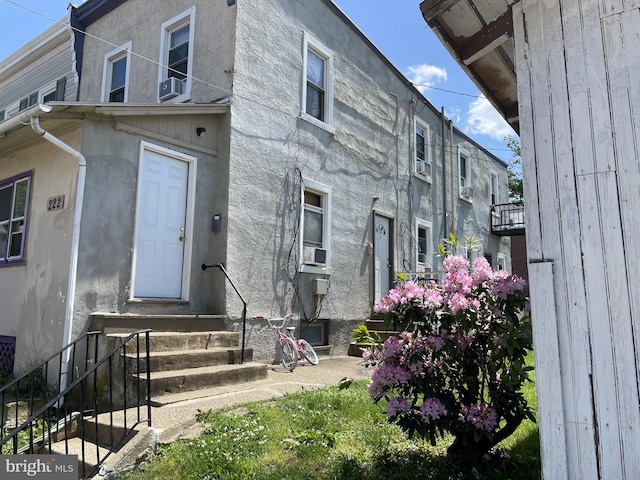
[30,115,86,393]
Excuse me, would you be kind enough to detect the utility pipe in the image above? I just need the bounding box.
[441,106,448,237]
[29,113,86,394]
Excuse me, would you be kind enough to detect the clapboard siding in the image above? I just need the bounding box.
[0,36,76,110]
[514,0,640,478]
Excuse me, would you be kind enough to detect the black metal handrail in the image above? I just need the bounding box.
[0,330,152,479]
[490,202,525,236]
[202,262,248,363]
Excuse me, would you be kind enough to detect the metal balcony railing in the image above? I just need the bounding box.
[491,203,525,236]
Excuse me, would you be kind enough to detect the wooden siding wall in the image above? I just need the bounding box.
[513,0,640,478]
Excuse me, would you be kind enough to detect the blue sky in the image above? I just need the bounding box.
[0,0,517,162]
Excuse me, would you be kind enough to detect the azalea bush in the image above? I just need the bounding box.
[365,255,534,464]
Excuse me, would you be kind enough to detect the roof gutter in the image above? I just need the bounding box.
[27,110,86,394]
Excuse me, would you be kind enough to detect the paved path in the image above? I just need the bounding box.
[97,355,371,478]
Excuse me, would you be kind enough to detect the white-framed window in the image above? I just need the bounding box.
[301,320,328,346]
[415,118,431,181]
[490,169,499,207]
[301,33,334,132]
[415,218,432,271]
[497,253,507,271]
[102,42,132,102]
[158,6,195,103]
[458,147,472,201]
[0,172,31,265]
[300,178,332,273]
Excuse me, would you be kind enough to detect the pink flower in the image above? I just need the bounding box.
[382,336,402,359]
[420,398,447,422]
[421,289,443,310]
[448,292,469,314]
[387,397,410,417]
[472,256,493,285]
[443,255,470,273]
[458,403,498,432]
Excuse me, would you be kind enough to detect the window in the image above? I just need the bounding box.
[158,7,195,103]
[102,43,131,102]
[458,147,472,200]
[415,118,431,180]
[301,320,328,346]
[41,78,67,103]
[301,33,334,131]
[415,218,432,271]
[0,172,31,265]
[300,178,331,272]
[497,253,507,271]
[490,170,499,206]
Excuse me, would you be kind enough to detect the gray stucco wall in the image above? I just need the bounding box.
[0,126,79,373]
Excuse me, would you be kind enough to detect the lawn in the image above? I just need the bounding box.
[120,360,540,480]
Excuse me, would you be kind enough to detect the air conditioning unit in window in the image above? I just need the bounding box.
[304,246,327,266]
[417,160,432,176]
[461,186,474,199]
[158,77,184,101]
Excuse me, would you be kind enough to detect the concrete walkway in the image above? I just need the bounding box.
[96,355,371,478]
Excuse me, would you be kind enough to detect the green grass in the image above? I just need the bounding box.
[120,361,540,480]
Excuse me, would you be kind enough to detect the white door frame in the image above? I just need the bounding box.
[130,141,197,300]
[373,213,392,304]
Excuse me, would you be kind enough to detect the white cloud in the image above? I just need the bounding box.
[405,64,447,94]
[465,96,515,140]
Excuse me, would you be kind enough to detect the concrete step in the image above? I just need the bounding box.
[90,312,227,333]
[46,436,111,479]
[124,347,252,372]
[139,362,268,399]
[107,331,240,352]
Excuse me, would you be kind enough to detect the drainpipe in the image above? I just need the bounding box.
[441,106,448,237]
[29,114,86,394]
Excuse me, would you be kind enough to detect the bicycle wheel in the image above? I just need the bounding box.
[298,339,319,365]
[280,337,298,371]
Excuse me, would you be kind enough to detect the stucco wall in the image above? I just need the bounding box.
[72,113,230,336]
[0,126,79,373]
[227,0,510,358]
[78,0,237,104]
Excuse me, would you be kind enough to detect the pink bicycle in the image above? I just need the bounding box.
[257,314,319,371]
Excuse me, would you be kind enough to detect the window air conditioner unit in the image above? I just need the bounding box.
[461,186,474,198]
[417,160,432,176]
[158,77,184,101]
[304,246,327,265]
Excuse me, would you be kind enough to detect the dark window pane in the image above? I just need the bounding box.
[109,87,125,102]
[307,50,324,88]
[170,24,189,48]
[111,56,127,89]
[306,85,324,121]
[9,231,22,258]
[169,43,189,66]
[0,185,13,222]
[0,224,7,259]
[13,180,28,217]
[304,209,323,247]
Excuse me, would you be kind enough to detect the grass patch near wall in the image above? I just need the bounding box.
[121,361,540,480]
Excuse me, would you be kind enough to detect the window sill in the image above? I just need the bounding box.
[459,195,473,204]
[415,172,432,184]
[299,263,331,275]
[300,112,335,134]
[0,259,26,267]
[157,91,192,104]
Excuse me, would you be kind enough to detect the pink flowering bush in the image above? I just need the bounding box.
[366,255,533,464]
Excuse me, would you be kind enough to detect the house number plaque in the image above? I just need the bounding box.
[47,195,65,211]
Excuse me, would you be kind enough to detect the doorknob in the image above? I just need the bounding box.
[179,236,185,242]
[179,227,185,242]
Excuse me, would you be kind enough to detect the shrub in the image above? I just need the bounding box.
[365,255,534,465]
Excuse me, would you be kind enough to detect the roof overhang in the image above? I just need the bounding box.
[0,102,230,152]
[420,0,519,133]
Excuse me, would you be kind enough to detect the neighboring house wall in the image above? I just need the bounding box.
[513,0,640,478]
[0,22,77,118]
[0,126,79,372]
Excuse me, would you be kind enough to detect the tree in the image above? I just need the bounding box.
[505,136,523,203]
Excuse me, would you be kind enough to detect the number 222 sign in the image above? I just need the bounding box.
[47,195,65,211]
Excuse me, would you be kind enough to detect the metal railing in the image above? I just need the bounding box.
[202,262,248,363]
[491,203,525,236]
[0,330,151,479]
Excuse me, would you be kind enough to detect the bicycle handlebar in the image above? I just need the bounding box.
[256,314,295,329]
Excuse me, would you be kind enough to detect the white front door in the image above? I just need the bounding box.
[374,215,391,303]
[133,147,190,298]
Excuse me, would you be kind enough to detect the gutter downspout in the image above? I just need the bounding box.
[29,114,86,394]
[441,106,448,237]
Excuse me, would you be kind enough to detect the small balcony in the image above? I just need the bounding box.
[491,203,525,236]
